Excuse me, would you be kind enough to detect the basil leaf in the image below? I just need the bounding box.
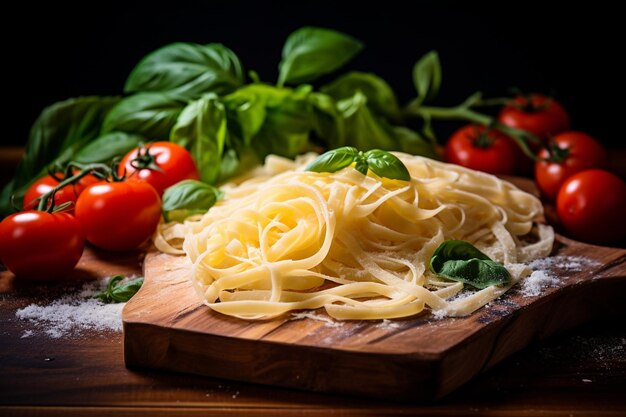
[93,275,143,303]
[252,85,314,159]
[125,43,244,99]
[214,84,313,181]
[218,147,260,183]
[321,72,400,121]
[337,91,396,151]
[354,158,369,176]
[0,96,119,216]
[102,93,186,140]
[74,131,145,164]
[162,179,223,222]
[334,92,436,158]
[93,275,122,303]
[306,146,358,173]
[278,27,363,86]
[110,277,144,303]
[224,85,276,146]
[392,126,437,159]
[309,92,345,148]
[412,51,442,105]
[364,150,410,181]
[171,94,227,184]
[429,240,510,289]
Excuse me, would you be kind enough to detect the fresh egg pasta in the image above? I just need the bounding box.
[156,153,554,320]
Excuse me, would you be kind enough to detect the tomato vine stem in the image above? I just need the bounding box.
[404,95,539,161]
[35,163,113,213]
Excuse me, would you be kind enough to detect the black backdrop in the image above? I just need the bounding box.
[4,1,622,147]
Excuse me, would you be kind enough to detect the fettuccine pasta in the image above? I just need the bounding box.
[156,153,554,320]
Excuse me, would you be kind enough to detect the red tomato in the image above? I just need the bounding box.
[444,125,517,175]
[535,131,607,200]
[75,180,161,251]
[498,94,570,141]
[119,142,200,195]
[0,211,84,280]
[556,170,626,245]
[23,172,98,212]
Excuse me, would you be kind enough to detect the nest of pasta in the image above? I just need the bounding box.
[156,153,553,320]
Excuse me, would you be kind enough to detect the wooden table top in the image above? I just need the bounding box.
[1,247,625,416]
[1,147,625,416]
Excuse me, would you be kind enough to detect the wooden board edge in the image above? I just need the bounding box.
[123,273,626,402]
[123,319,440,402]
[435,274,626,398]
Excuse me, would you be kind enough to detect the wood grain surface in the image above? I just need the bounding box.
[2,246,626,416]
[1,172,625,416]
[124,236,626,401]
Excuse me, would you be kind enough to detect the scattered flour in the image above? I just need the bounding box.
[519,255,601,298]
[431,309,447,320]
[290,312,344,328]
[376,319,401,329]
[528,255,601,272]
[15,277,127,338]
[520,270,561,297]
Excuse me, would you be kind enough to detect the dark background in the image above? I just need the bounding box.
[3,1,622,147]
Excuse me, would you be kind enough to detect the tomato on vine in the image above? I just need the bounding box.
[556,169,626,245]
[118,142,199,195]
[0,211,84,279]
[498,94,570,141]
[75,179,161,251]
[23,171,98,212]
[444,125,517,175]
[535,131,607,200]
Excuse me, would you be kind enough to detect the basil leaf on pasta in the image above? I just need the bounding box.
[162,179,223,222]
[429,240,510,289]
[364,149,411,181]
[306,146,358,173]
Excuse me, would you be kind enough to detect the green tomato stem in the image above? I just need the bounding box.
[36,163,112,212]
[411,104,494,126]
[405,97,539,162]
[493,123,539,161]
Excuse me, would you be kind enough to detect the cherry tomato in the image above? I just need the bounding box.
[498,94,571,141]
[23,172,98,212]
[444,125,517,175]
[556,170,626,245]
[0,211,84,280]
[535,131,607,201]
[119,142,200,195]
[75,180,161,251]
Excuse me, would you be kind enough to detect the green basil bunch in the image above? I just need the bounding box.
[8,25,501,218]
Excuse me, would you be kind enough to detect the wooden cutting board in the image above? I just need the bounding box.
[123,179,626,401]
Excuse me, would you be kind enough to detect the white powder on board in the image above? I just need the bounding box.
[520,270,561,297]
[431,309,447,320]
[15,277,130,338]
[519,255,601,298]
[290,312,344,328]
[376,319,401,329]
[528,255,601,272]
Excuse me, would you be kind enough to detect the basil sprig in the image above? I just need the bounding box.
[94,275,144,303]
[125,42,244,99]
[278,27,363,86]
[162,179,223,222]
[412,50,442,106]
[429,240,510,289]
[306,147,410,181]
